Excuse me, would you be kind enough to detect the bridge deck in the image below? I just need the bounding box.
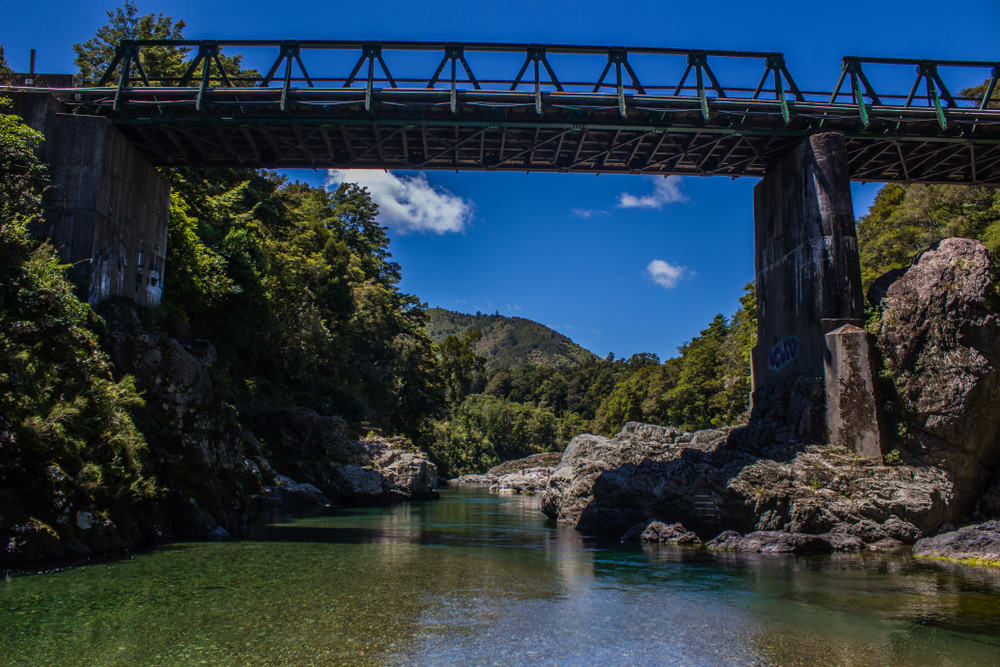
[9,40,1000,182]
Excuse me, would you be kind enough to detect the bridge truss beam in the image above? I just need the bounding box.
[18,40,1000,182]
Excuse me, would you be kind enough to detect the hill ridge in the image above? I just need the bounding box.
[424,307,598,370]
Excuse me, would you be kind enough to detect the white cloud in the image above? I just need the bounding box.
[571,208,609,219]
[506,304,523,312]
[326,169,473,234]
[646,259,691,289]
[618,176,688,209]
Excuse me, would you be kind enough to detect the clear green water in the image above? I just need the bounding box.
[3,489,1000,666]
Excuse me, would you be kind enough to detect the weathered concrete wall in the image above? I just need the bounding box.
[12,93,168,307]
[824,324,884,459]
[751,133,864,397]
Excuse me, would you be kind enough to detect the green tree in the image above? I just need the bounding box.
[0,107,153,531]
[73,1,251,84]
[73,1,188,82]
[857,183,1000,293]
[663,314,730,430]
[438,329,486,405]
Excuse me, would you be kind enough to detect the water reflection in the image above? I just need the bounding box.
[2,488,999,666]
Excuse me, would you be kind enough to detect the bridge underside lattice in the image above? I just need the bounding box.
[15,40,1000,182]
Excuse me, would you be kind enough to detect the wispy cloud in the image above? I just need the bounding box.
[326,169,473,234]
[618,176,688,209]
[506,304,523,312]
[571,208,609,219]
[646,259,692,289]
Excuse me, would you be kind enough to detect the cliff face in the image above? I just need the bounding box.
[875,238,1000,514]
[1,301,438,567]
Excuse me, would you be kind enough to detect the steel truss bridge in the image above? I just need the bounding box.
[25,40,1000,182]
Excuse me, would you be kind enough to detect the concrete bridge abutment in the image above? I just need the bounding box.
[12,93,168,308]
[750,132,884,457]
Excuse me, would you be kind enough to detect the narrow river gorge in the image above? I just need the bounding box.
[3,488,999,665]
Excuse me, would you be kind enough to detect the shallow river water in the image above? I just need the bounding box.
[2,488,1000,665]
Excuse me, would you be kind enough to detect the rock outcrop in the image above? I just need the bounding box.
[876,237,1000,514]
[449,452,560,494]
[100,300,270,540]
[707,530,862,554]
[639,521,702,546]
[913,521,1000,565]
[545,238,1000,557]
[253,408,438,503]
[542,421,954,546]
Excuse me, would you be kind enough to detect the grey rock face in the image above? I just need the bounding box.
[270,475,330,511]
[491,468,551,494]
[979,472,1000,518]
[449,474,495,486]
[450,453,560,494]
[913,521,1000,563]
[99,299,265,540]
[708,530,834,554]
[254,409,438,503]
[877,237,1000,513]
[542,421,955,544]
[361,438,439,501]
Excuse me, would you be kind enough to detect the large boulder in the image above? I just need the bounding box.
[449,453,560,494]
[542,422,955,543]
[641,521,702,546]
[360,437,439,500]
[876,237,1000,513]
[253,409,437,503]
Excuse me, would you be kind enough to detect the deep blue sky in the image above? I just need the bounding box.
[4,0,998,360]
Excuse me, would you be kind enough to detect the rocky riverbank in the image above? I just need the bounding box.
[1,301,438,567]
[542,421,947,548]
[449,452,560,494]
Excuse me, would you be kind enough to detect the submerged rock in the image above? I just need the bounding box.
[913,521,1000,565]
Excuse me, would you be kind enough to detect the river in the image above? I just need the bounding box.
[2,488,999,665]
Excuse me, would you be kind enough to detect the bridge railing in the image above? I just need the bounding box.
[82,40,998,124]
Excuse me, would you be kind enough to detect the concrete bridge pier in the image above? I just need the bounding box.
[13,93,169,308]
[750,132,883,457]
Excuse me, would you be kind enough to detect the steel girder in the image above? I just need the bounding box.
[15,40,1000,182]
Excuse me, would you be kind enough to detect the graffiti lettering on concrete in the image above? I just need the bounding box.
[768,336,798,371]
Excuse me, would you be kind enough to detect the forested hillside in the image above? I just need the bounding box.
[3,4,998,488]
[427,285,757,475]
[858,183,1000,295]
[425,307,597,369]
[1,5,447,550]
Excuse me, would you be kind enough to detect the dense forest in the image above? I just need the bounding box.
[2,3,1000,492]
